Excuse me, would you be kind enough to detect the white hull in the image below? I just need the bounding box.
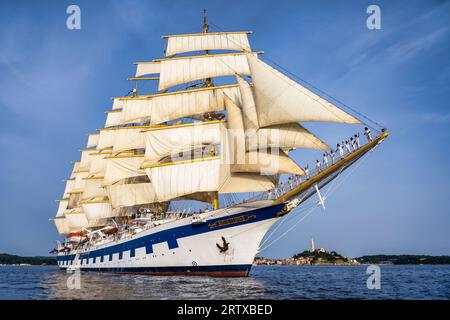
[57,201,286,276]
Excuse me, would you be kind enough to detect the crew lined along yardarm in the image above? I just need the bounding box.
[49,12,388,276]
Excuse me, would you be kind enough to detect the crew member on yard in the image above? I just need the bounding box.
[323,153,329,168]
[316,159,322,172]
[337,144,344,157]
[330,150,336,164]
[364,127,372,141]
[354,133,360,148]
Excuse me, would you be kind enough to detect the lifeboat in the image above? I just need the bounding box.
[102,227,118,235]
[66,232,87,243]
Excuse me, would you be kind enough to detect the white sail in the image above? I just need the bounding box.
[81,201,113,221]
[69,162,81,179]
[158,53,253,91]
[135,61,161,77]
[112,98,123,110]
[63,179,75,198]
[144,157,221,202]
[104,110,122,128]
[143,121,223,164]
[232,149,304,175]
[219,173,275,193]
[53,218,71,234]
[112,127,145,153]
[251,123,329,151]
[107,183,157,208]
[103,155,145,185]
[237,76,259,130]
[56,199,69,217]
[224,93,304,175]
[79,150,95,171]
[164,32,251,57]
[120,85,240,125]
[97,130,115,150]
[246,54,361,127]
[73,171,90,191]
[86,133,99,148]
[82,178,107,200]
[64,210,89,229]
[88,153,108,177]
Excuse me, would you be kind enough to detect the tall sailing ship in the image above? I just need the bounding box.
[50,13,388,276]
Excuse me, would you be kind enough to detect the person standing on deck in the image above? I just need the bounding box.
[350,137,356,151]
[364,127,372,141]
[305,165,310,179]
[288,176,293,189]
[316,159,322,172]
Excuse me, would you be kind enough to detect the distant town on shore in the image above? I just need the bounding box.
[2,239,450,266]
[254,239,450,266]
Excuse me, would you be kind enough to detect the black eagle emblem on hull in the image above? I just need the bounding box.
[216,236,230,253]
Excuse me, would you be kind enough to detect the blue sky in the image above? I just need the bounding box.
[0,0,449,258]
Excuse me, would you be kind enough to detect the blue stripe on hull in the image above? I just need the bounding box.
[57,203,284,265]
[60,264,252,277]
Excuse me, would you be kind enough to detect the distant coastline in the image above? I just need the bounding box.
[2,252,450,267]
[0,253,57,266]
[255,252,450,266]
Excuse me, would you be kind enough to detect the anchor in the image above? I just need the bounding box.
[216,236,230,253]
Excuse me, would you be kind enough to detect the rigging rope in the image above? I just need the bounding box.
[207,20,385,132]
[258,146,375,252]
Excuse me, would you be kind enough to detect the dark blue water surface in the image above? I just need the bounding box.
[0,265,449,300]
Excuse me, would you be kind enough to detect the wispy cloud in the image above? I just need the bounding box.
[386,26,449,61]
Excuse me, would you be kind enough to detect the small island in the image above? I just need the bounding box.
[255,238,359,266]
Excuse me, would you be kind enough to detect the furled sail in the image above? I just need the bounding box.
[246,54,361,127]
[135,61,161,77]
[120,84,240,125]
[158,53,254,91]
[164,31,251,57]
[86,133,100,148]
[143,121,224,164]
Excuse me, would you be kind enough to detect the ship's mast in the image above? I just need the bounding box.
[203,10,213,88]
[203,10,219,210]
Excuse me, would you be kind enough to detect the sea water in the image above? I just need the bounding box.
[0,265,449,300]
